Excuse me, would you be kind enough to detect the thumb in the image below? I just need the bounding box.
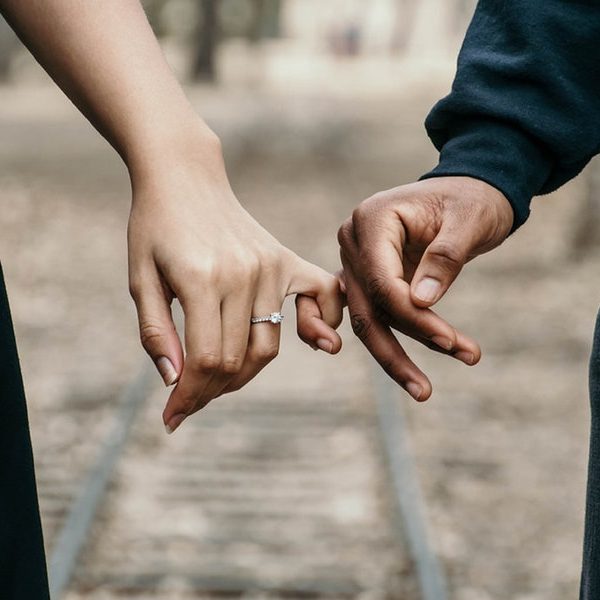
[410,225,475,308]
[130,272,184,386]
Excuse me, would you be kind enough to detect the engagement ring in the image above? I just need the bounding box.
[251,312,284,325]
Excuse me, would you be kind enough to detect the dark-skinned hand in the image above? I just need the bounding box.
[335,176,514,401]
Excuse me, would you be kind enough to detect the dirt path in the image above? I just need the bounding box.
[64,307,417,599]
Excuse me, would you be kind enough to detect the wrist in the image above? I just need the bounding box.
[421,117,551,232]
[125,116,224,185]
[462,176,515,239]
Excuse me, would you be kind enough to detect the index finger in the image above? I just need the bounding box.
[341,250,432,401]
[340,216,459,352]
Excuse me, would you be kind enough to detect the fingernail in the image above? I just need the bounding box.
[157,356,178,386]
[406,382,423,401]
[165,413,186,434]
[316,338,334,354]
[415,277,441,303]
[431,335,453,351]
[455,351,475,365]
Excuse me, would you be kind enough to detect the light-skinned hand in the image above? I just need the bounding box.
[128,134,343,433]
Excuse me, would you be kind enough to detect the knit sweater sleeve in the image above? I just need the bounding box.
[421,0,600,230]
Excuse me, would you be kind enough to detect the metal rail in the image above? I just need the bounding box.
[373,366,448,600]
[47,360,447,600]
[48,363,154,600]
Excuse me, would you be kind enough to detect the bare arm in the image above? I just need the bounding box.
[1,0,215,171]
[2,0,343,432]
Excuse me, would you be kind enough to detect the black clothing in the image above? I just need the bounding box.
[421,2,600,597]
[0,264,50,599]
[422,0,600,231]
[584,316,600,600]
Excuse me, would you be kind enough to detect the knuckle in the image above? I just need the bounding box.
[232,250,262,276]
[350,312,372,339]
[181,262,204,281]
[410,310,431,334]
[256,245,281,267]
[296,329,311,345]
[427,240,465,270]
[222,264,247,287]
[220,381,241,395]
[365,274,390,305]
[222,356,244,376]
[368,190,389,204]
[337,219,354,248]
[245,254,263,279]
[360,191,393,214]
[351,199,376,227]
[358,193,383,213]
[379,358,397,378]
[129,280,142,302]
[139,320,165,350]
[316,271,337,295]
[184,258,263,296]
[252,343,279,364]
[189,352,222,373]
[256,250,282,278]
[178,396,197,416]
[263,344,280,362]
[351,204,367,224]
[175,266,214,299]
[184,260,218,283]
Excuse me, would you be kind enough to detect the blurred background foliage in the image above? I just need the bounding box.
[0,0,479,82]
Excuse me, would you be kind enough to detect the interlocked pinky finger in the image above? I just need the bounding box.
[295,294,342,354]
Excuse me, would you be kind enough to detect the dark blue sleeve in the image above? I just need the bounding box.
[421,0,600,230]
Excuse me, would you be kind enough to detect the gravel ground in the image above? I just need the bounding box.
[65,312,417,599]
[1,76,598,599]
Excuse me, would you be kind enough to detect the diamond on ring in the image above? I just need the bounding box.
[251,312,284,325]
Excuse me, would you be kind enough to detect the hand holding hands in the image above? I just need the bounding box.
[127,134,343,433]
[0,1,513,423]
[338,176,514,400]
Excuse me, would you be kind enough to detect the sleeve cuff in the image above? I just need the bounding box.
[420,118,554,231]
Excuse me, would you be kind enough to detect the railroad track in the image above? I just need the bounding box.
[38,333,446,600]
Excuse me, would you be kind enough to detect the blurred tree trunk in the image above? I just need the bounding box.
[399,0,475,58]
[261,0,282,39]
[405,0,455,59]
[142,0,165,36]
[192,0,218,82]
[571,159,600,259]
[249,0,281,44]
[248,0,264,44]
[393,0,418,53]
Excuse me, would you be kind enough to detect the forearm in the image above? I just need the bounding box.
[0,0,218,176]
